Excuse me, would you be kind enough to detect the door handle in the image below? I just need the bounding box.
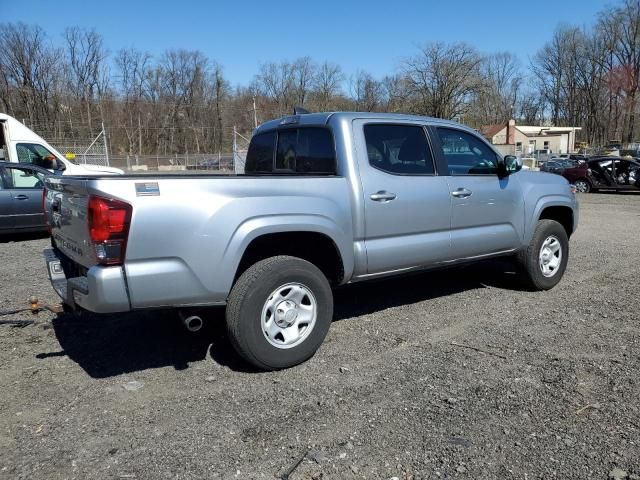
[14,194,29,200]
[451,188,472,198]
[370,191,397,202]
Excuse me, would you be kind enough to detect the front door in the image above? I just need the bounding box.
[433,126,524,259]
[6,165,46,229]
[0,168,15,231]
[354,120,453,274]
[612,159,640,190]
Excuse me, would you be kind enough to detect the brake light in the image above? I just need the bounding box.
[88,195,132,265]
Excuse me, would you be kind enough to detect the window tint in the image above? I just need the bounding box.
[276,128,336,173]
[295,128,335,173]
[363,124,435,175]
[8,167,45,189]
[245,128,336,174]
[245,131,276,173]
[436,128,499,175]
[16,143,58,169]
[276,129,297,170]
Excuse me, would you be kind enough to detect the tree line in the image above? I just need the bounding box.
[1,0,639,156]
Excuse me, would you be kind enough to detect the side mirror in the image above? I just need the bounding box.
[503,155,522,175]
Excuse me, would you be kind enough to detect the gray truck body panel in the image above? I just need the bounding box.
[44,112,578,313]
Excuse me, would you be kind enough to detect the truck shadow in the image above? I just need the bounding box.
[37,258,526,377]
[0,231,49,243]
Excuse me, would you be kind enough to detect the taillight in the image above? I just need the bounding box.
[88,195,132,266]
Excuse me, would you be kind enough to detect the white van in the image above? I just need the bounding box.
[0,113,123,175]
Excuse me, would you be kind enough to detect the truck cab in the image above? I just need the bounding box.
[0,113,123,175]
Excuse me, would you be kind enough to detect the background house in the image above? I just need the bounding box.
[481,120,581,156]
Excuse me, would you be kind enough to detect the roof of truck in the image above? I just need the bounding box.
[255,111,475,134]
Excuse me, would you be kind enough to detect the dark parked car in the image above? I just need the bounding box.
[0,162,54,234]
[562,156,640,193]
[541,159,582,174]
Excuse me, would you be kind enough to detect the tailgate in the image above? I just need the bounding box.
[44,176,98,268]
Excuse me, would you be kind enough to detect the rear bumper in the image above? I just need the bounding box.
[43,248,131,313]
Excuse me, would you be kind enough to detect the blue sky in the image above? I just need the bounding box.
[4,0,608,87]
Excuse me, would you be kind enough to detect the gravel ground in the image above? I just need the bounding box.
[0,193,639,480]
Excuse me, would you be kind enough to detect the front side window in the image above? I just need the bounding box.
[7,166,45,189]
[436,128,499,175]
[363,124,435,175]
[16,143,58,169]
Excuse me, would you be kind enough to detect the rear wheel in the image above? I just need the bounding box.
[226,256,333,370]
[517,219,569,290]
[574,178,591,193]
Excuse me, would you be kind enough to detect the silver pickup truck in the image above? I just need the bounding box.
[43,112,578,370]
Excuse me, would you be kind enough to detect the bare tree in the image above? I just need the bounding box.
[599,0,640,142]
[64,27,107,133]
[291,57,316,107]
[0,23,62,129]
[471,52,523,125]
[350,70,383,111]
[115,48,151,154]
[255,61,294,116]
[403,42,483,119]
[313,61,343,110]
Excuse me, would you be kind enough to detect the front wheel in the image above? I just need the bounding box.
[574,178,591,193]
[225,256,333,370]
[517,219,569,290]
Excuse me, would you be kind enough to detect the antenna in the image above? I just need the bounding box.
[293,107,310,115]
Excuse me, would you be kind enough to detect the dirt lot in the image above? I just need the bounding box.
[1,193,639,480]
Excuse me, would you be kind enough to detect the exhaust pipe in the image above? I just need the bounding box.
[179,312,203,332]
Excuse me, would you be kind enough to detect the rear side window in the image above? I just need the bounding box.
[436,128,499,175]
[276,128,335,173]
[363,124,435,175]
[245,131,276,173]
[245,127,336,175]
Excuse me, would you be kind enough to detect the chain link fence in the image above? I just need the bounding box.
[49,129,110,167]
[43,126,252,173]
[107,153,234,172]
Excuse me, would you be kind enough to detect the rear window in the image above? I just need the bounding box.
[245,127,336,174]
[245,131,276,173]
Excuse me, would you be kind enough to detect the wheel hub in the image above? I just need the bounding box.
[261,283,318,349]
[538,235,562,277]
[275,300,298,327]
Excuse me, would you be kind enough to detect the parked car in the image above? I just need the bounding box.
[43,112,578,370]
[541,159,581,175]
[0,113,124,175]
[0,162,55,234]
[562,156,640,192]
[200,158,220,169]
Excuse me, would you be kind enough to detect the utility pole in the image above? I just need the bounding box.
[252,96,258,129]
[102,122,110,167]
[138,114,143,156]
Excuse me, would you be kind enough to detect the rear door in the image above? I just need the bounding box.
[5,165,46,229]
[354,120,452,274]
[0,167,16,231]
[432,126,524,259]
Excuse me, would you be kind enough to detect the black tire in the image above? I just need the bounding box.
[574,178,591,193]
[225,255,333,370]
[517,219,569,291]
